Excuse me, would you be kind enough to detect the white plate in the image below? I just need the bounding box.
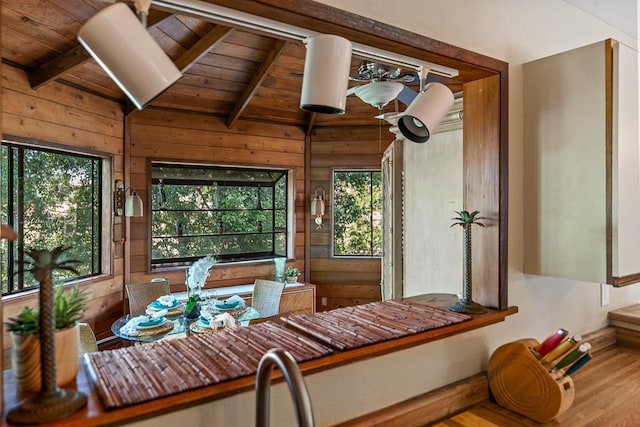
[136,319,168,330]
[214,302,245,312]
[148,300,181,310]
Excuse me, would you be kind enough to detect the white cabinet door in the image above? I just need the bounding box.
[524,39,640,286]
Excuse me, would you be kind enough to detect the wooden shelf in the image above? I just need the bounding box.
[487,338,574,423]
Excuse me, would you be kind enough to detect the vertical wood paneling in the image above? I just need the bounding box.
[1,64,124,355]
[463,75,501,309]
[126,109,306,288]
[309,125,389,310]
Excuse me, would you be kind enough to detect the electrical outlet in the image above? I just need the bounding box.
[601,283,610,306]
[321,296,328,306]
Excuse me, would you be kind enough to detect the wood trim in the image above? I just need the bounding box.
[304,133,312,283]
[463,75,502,310]
[123,115,133,289]
[200,0,507,76]
[605,39,614,284]
[498,57,510,310]
[612,272,640,286]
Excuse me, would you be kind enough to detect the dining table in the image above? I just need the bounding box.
[111,297,260,343]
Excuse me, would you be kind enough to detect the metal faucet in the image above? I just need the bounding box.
[255,348,315,427]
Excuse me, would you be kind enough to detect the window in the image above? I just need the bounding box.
[150,163,291,269]
[1,142,103,295]
[333,170,382,257]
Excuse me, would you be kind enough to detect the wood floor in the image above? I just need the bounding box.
[433,345,640,426]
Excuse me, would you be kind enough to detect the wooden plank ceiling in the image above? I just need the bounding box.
[1,0,461,130]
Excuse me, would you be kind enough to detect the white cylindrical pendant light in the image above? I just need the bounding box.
[77,3,182,110]
[398,82,455,143]
[300,34,352,114]
[125,190,144,217]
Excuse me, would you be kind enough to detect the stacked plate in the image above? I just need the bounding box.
[146,295,183,317]
[136,316,167,330]
[212,297,246,317]
[148,296,181,310]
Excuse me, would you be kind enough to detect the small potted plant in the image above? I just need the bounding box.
[4,268,87,392]
[284,266,299,283]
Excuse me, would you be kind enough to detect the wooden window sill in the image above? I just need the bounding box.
[2,301,518,427]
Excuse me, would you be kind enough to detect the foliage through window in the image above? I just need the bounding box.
[151,163,290,269]
[333,170,382,257]
[1,141,103,295]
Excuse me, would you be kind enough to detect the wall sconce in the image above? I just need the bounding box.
[398,79,455,143]
[114,180,144,217]
[311,187,326,228]
[300,34,352,114]
[77,2,182,110]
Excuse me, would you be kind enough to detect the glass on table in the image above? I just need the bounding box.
[202,289,219,309]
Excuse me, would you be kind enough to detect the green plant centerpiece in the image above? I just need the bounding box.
[284,266,299,283]
[449,210,487,314]
[6,246,87,424]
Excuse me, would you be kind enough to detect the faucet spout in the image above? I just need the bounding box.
[255,348,315,427]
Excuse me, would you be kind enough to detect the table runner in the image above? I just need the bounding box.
[283,299,472,350]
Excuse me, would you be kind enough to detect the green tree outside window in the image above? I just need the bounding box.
[1,142,102,295]
[333,170,382,257]
[150,163,289,268]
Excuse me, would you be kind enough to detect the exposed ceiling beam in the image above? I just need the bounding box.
[226,39,287,128]
[28,9,174,89]
[174,25,234,72]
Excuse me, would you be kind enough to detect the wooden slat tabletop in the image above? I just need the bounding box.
[84,322,333,409]
[283,300,472,351]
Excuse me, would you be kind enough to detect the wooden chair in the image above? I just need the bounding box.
[78,322,98,356]
[125,280,171,316]
[251,279,285,318]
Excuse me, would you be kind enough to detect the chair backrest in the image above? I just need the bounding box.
[78,322,98,356]
[251,279,286,318]
[125,280,171,316]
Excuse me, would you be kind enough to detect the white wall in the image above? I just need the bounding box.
[138,2,640,425]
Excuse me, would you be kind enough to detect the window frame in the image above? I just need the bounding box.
[149,161,295,270]
[1,138,112,297]
[331,168,383,259]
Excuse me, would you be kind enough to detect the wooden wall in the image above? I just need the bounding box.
[0,65,391,355]
[308,125,391,310]
[1,64,125,354]
[125,109,307,291]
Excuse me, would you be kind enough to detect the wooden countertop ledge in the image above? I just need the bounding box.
[3,297,518,427]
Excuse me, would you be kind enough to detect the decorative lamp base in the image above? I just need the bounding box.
[449,299,487,314]
[7,387,87,424]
